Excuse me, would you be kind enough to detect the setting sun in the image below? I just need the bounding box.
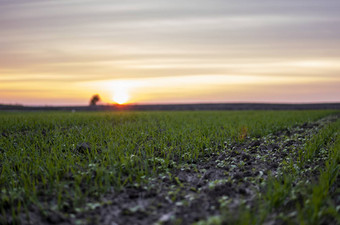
[113,89,129,105]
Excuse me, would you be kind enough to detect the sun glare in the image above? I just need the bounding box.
[113,89,129,105]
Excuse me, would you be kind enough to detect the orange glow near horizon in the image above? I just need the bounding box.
[1,62,340,105]
[76,73,340,106]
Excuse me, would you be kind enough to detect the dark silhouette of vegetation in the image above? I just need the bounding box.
[89,94,100,106]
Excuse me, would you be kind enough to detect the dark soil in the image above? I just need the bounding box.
[15,115,339,225]
[1,103,340,112]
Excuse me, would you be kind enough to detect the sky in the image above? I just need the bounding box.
[1,0,340,106]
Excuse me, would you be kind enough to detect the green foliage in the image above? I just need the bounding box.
[198,114,339,225]
[253,119,339,225]
[0,110,336,221]
[298,122,337,165]
[296,124,340,225]
[264,175,293,209]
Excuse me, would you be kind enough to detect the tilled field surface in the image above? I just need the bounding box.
[16,115,339,225]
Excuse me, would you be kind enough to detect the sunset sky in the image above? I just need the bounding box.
[1,0,340,105]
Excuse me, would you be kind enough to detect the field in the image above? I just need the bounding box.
[0,110,339,225]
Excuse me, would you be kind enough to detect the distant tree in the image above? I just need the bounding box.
[89,94,100,106]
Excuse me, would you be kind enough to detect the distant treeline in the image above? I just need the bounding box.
[1,103,340,111]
